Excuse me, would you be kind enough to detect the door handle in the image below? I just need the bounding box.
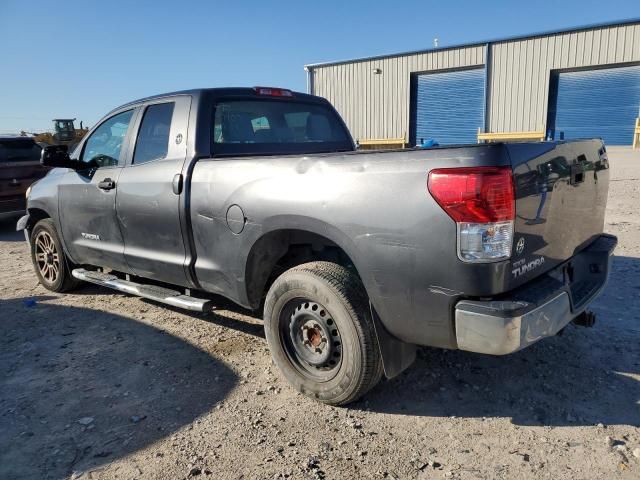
[172,173,183,195]
[98,178,116,190]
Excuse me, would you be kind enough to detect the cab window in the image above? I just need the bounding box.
[212,99,351,156]
[80,110,133,168]
[133,103,175,164]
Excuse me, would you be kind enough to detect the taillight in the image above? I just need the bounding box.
[253,86,294,97]
[428,167,515,263]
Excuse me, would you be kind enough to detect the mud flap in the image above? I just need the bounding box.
[370,304,417,379]
[16,214,30,231]
[16,214,31,245]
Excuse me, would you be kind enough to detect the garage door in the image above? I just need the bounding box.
[548,64,640,145]
[413,68,484,145]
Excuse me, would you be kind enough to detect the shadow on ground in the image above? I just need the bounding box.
[143,297,265,340]
[358,255,640,428]
[0,297,237,480]
[0,217,24,242]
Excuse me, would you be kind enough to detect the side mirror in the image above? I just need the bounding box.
[41,145,78,169]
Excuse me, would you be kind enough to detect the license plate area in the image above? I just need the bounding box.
[565,249,610,311]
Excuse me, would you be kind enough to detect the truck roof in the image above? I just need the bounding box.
[112,87,322,114]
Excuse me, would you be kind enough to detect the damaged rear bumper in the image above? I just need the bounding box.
[454,234,617,355]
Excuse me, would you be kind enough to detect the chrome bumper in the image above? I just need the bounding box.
[455,293,573,355]
[454,234,616,355]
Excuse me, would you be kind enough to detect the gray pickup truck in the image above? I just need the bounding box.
[19,87,616,405]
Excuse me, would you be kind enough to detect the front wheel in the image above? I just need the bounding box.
[263,261,383,405]
[30,219,80,292]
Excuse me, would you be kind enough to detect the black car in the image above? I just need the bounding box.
[0,137,48,220]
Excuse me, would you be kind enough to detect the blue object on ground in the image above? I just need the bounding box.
[23,298,37,307]
[420,139,439,148]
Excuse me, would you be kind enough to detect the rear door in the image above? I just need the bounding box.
[59,109,136,271]
[116,96,192,285]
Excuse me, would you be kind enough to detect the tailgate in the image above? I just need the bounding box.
[507,140,609,288]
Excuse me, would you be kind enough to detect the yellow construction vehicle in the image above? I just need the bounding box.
[22,118,88,149]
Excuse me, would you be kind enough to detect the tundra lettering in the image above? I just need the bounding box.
[81,233,100,241]
[512,256,545,278]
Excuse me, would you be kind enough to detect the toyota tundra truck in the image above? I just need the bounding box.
[18,87,616,405]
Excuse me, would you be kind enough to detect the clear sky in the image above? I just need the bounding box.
[1,0,638,133]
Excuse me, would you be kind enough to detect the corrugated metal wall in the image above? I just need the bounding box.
[310,46,485,141]
[308,22,640,142]
[488,23,640,133]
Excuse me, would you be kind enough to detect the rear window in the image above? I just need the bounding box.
[133,102,175,164]
[0,139,41,163]
[212,99,352,156]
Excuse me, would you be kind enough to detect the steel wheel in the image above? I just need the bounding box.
[279,299,343,382]
[264,262,384,405]
[34,230,60,283]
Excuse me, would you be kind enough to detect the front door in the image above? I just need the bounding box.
[58,109,136,272]
[116,96,192,286]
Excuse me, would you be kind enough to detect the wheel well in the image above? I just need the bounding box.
[27,208,50,228]
[245,229,358,310]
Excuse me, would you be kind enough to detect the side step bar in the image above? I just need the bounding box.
[72,268,214,312]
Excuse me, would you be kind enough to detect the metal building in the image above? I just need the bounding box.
[305,19,640,146]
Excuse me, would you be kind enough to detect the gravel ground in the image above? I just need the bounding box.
[1,147,639,480]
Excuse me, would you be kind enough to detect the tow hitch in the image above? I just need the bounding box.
[573,310,596,328]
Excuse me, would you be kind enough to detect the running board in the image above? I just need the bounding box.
[72,268,214,312]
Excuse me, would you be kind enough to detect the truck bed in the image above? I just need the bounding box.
[189,139,610,350]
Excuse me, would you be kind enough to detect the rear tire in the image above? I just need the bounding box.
[30,219,80,293]
[264,261,383,405]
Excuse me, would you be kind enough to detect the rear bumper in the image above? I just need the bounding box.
[454,234,617,355]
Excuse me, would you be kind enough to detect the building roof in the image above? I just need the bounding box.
[305,17,640,69]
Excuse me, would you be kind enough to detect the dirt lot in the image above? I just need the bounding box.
[1,147,639,480]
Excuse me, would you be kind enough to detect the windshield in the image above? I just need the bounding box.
[212,99,352,156]
[0,139,41,163]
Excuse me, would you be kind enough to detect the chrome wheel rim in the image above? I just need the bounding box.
[35,231,60,283]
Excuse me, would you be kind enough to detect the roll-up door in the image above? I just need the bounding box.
[413,68,484,145]
[548,64,640,145]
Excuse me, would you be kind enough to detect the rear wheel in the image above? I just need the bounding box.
[30,219,80,292]
[264,261,383,405]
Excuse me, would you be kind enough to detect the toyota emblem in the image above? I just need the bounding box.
[516,237,525,255]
